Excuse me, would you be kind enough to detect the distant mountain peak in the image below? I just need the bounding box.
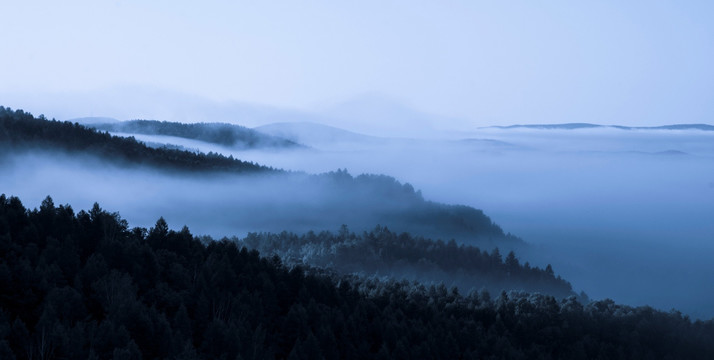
[319,93,446,138]
[254,121,380,146]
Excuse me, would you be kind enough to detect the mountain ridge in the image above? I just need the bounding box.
[485,123,714,131]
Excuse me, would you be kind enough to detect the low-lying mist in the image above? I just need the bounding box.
[104,125,714,318]
[0,152,401,238]
[3,122,713,318]
[0,149,509,246]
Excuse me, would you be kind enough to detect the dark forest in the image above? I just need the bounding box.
[1,195,713,359]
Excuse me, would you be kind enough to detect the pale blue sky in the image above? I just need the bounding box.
[1,0,712,127]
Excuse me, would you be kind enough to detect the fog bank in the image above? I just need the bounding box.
[115,125,714,318]
[3,125,713,318]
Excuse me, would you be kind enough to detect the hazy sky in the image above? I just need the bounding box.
[1,0,713,127]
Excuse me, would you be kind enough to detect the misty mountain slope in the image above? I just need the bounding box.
[0,106,271,173]
[237,225,576,299]
[0,106,521,246]
[297,170,518,245]
[1,194,712,360]
[92,119,302,149]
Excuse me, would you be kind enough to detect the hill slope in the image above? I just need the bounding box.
[0,107,270,173]
[0,195,711,359]
[238,225,575,298]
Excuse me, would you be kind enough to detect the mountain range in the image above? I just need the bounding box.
[487,123,714,131]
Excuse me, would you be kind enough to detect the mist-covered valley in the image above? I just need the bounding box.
[5,1,714,357]
[0,150,508,245]
[2,107,714,320]
[254,126,714,319]
[4,113,713,357]
[79,119,714,318]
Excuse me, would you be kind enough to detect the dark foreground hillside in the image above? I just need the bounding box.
[1,195,712,360]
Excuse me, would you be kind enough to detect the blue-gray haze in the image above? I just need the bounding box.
[2,125,713,318]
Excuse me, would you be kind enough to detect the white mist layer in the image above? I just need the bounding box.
[106,126,714,318]
[3,126,714,318]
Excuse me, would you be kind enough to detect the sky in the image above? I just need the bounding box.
[1,0,713,128]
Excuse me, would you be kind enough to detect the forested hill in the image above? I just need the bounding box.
[1,195,712,359]
[0,106,271,173]
[91,119,302,149]
[238,226,576,298]
[303,170,512,243]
